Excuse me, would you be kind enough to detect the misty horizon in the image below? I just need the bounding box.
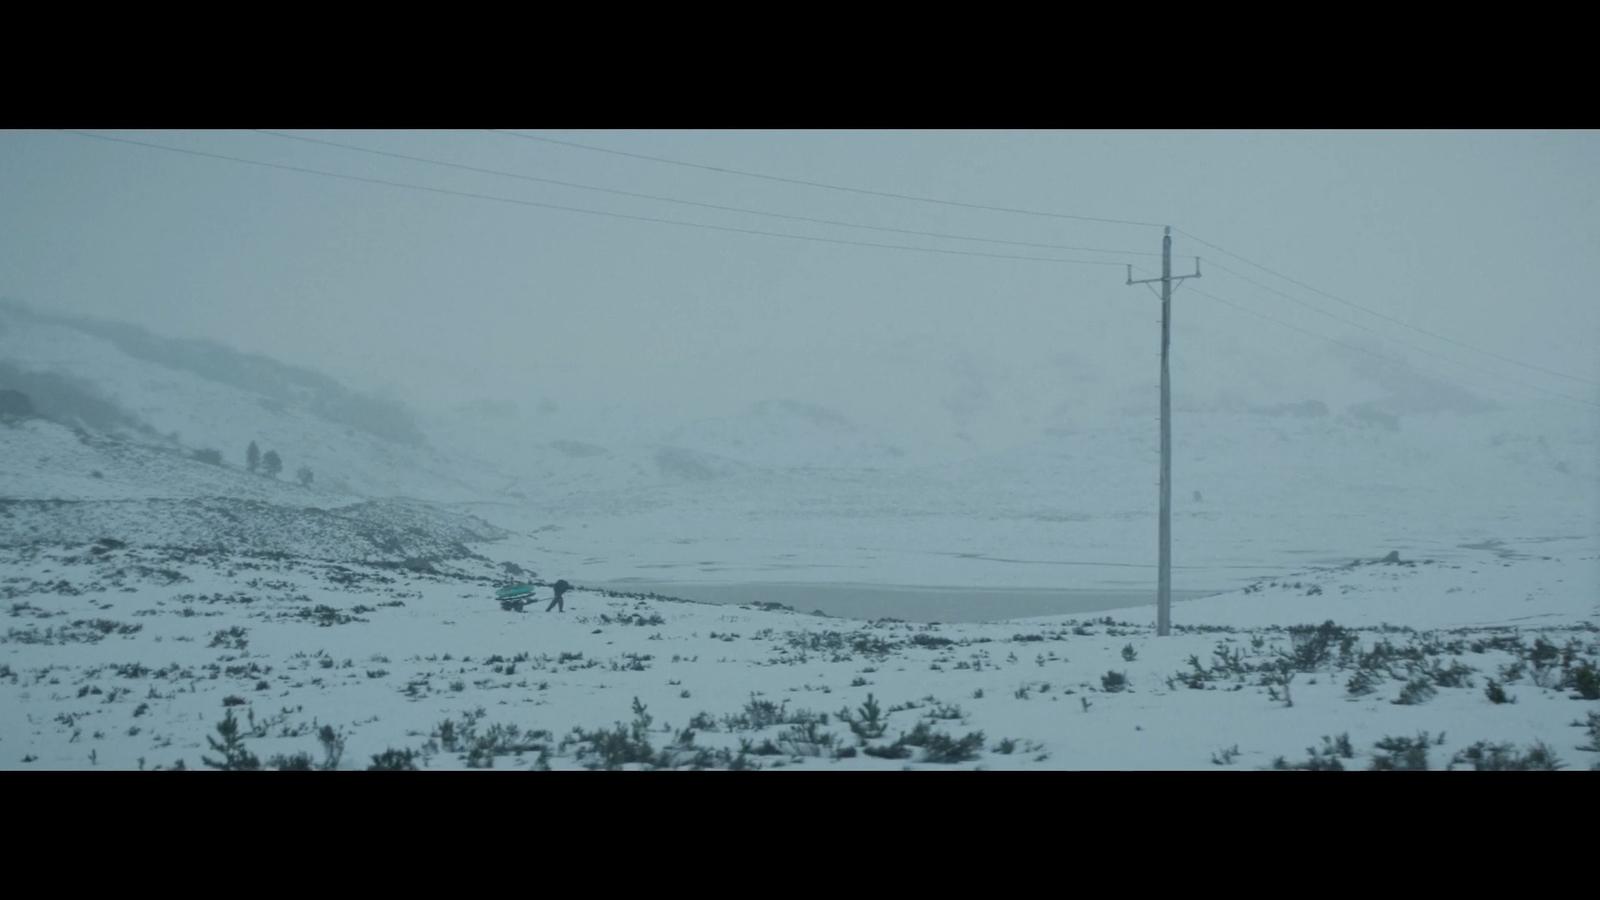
[3,130,1598,771]
[2,130,1595,445]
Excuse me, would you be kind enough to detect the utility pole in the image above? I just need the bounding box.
[1126,227,1198,635]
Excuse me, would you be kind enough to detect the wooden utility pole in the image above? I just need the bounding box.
[1126,227,1199,635]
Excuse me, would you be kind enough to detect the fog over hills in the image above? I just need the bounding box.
[2,130,1597,770]
[2,296,1591,599]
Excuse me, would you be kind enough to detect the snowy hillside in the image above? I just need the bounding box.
[1,303,1596,769]
[0,301,508,502]
[662,400,909,471]
[3,297,1594,599]
[0,303,523,584]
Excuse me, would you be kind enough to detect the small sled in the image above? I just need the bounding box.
[497,583,539,612]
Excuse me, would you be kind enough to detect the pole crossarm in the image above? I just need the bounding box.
[1126,258,1200,285]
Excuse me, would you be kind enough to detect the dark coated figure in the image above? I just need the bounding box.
[546,579,572,612]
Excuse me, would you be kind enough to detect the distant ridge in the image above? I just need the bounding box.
[0,298,424,446]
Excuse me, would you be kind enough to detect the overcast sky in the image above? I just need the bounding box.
[2,130,1596,438]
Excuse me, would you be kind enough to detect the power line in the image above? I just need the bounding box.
[59,131,1130,268]
[1175,227,1599,388]
[492,130,1579,396]
[491,130,1168,229]
[1199,258,1599,407]
[62,129,1592,411]
[1183,281,1600,412]
[255,130,1160,259]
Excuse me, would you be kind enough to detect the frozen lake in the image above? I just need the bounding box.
[600,581,1217,623]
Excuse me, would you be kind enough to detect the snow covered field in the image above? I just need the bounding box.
[1,304,1597,769]
[1,534,1594,770]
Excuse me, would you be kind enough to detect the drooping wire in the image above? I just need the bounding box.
[490,130,1168,228]
[1176,280,1600,412]
[59,131,1130,268]
[1196,257,1599,407]
[254,130,1160,259]
[1175,227,1599,388]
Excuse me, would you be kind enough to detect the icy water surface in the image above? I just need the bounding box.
[601,582,1217,623]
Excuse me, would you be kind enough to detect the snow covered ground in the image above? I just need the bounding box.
[2,305,1597,769]
[1,536,1594,770]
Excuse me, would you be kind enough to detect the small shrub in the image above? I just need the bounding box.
[1449,741,1564,771]
[201,710,260,770]
[1575,711,1600,752]
[1121,643,1138,662]
[740,737,783,756]
[893,721,983,763]
[1211,745,1240,765]
[1346,668,1381,696]
[1101,671,1128,693]
[1271,734,1352,770]
[568,697,656,770]
[1321,733,1355,758]
[1265,661,1296,707]
[1484,679,1516,704]
[1392,677,1437,706]
[1565,659,1600,700]
[741,696,788,729]
[859,721,983,764]
[208,626,248,650]
[1369,732,1437,771]
[369,748,421,770]
[777,721,837,757]
[920,729,985,764]
[268,752,316,771]
[1428,659,1476,689]
[837,693,887,740]
[317,725,345,770]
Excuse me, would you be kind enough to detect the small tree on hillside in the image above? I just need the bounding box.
[262,450,283,478]
[202,710,260,771]
[296,466,313,487]
[246,440,261,473]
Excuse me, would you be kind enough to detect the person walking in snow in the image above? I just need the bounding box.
[546,579,572,612]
